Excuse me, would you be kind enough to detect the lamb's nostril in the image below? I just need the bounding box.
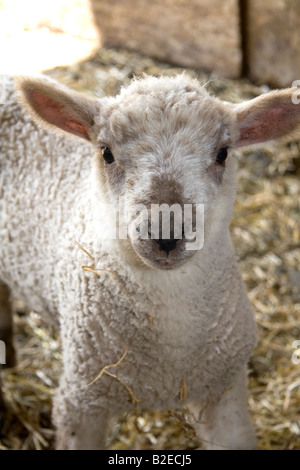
[154,238,179,254]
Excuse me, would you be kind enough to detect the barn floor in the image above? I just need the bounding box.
[0,47,300,450]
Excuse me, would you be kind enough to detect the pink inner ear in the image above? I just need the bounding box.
[238,106,294,147]
[28,90,90,140]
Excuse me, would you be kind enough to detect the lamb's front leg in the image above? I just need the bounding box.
[190,367,256,450]
[0,281,16,431]
[53,378,112,450]
[0,281,16,368]
[0,376,5,432]
[52,321,118,450]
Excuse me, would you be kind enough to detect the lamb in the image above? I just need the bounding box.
[0,73,299,450]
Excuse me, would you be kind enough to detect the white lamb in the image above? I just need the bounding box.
[0,74,299,450]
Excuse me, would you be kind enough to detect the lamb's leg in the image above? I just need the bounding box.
[0,281,16,368]
[0,280,16,432]
[0,375,5,433]
[53,377,112,450]
[190,367,256,450]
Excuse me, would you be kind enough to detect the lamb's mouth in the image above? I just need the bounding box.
[140,254,190,270]
[154,259,185,270]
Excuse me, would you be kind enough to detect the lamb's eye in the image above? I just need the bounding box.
[101,146,114,164]
[216,146,228,165]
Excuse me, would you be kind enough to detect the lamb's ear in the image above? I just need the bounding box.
[15,76,98,141]
[234,88,300,147]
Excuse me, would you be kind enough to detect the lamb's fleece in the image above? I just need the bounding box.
[0,75,257,449]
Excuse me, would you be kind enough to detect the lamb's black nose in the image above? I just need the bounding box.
[154,238,179,254]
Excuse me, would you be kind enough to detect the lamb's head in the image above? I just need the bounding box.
[93,76,239,269]
[16,75,300,270]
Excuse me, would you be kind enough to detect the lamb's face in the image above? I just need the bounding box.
[17,73,300,271]
[94,76,238,270]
